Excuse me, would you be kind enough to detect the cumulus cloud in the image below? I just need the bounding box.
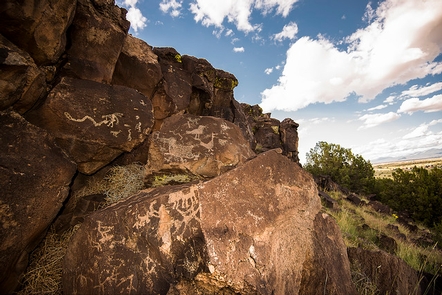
[233,47,245,52]
[160,0,183,17]
[119,0,147,32]
[358,112,400,129]
[272,21,298,42]
[265,68,273,74]
[400,82,442,98]
[398,94,442,114]
[260,0,442,112]
[189,0,299,33]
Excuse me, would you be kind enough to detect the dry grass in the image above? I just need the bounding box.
[71,163,146,208]
[373,157,442,179]
[17,226,79,295]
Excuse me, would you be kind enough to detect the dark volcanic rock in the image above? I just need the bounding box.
[63,150,356,294]
[0,0,76,65]
[112,35,162,100]
[0,34,46,113]
[146,113,255,180]
[64,0,130,83]
[26,77,154,174]
[0,111,76,293]
[348,247,422,295]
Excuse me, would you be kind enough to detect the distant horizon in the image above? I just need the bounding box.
[117,0,442,164]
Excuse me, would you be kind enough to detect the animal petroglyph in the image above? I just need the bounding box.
[185,125,206,140]
[64,112,123,128]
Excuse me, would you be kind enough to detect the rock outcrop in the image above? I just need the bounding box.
[63,150,357,294]
[3,0,420,294]
[0,111,76,292]
[145,113,255,181]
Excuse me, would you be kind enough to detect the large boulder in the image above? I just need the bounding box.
[63,150,357,294]
[112,35,162,100]
[348,247,423,295]
[64,0,130,83]
[0,34,46,113]
[0,0,76,65]
[0,111,76,293]
[145,113,255,181]
[25,77,154,174]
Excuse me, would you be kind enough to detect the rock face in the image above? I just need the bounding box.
[348,247,423,295]
[0,0,308,293]
[0,111,77,293]
[64,0,130,83]
[0,34,46,113]
[0,0,76,65]
[26,77,154,174]
[146,114,255,180]
[63,150,357,294]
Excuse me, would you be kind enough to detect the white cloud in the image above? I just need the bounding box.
[272,21,298,42]
[366,104,387,111]
[398,94,442,114]
[233,47,245,52]
[400,82,442,98]
[118,0,147,32]
[358,112,400,129]
[260,0,442,112]
[265,68,273,74]
[225,29,234,37]
[383,95,396,104]
[231,37,240,44]
[160,0,183,17]
[189,0,299,33]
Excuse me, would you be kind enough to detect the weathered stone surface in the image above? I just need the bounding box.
[0,110,76,293]
[63,150,355,294]
[64,0,130,83]
[146,114,255,180]
[112,35,162,100]
[0,34,46,113]
[348,247,422,295]
[26,77,154,174]
[0,0,76,65]
[151,48,193,124]
[280,118,299,162]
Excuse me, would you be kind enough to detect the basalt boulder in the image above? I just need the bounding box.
[25,77,154,174]
[0,34,46,113]
[0,0,76,65]
[0,111,76,293]
[145,113,255,182]
[112,35,162,100]
[63,150,357,294]
[63,0,130,83]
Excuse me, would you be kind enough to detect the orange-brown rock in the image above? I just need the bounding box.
[112,35,162,100]
[0,111,76,293]
[63,150,356,294]
[145,113,255,180]
[26,77,154,174]
[63,0,130,83]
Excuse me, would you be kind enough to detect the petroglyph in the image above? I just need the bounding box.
[64,112,123,128]
[111,130,122,137]
[127,129,132,141]
[200,132,216,151]
[185,125,206,140]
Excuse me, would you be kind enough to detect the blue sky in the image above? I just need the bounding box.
[117,0,442,164]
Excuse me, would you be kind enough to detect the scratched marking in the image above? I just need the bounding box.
[64,112,123,128]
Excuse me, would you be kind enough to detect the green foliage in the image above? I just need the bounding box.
[375,166,442,229]
[305,141,375,194]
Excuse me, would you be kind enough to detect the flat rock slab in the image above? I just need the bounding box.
[0,111,76,293]
[26,77,154,174]
[63,150,356,294]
